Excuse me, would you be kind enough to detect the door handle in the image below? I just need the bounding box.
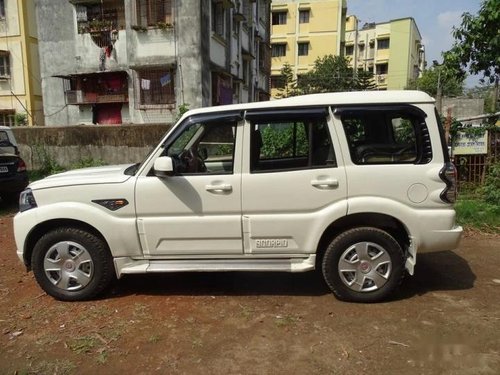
[311,179,339,189]
[205,184,233,193]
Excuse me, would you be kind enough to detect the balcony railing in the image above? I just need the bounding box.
[65,90,128,105]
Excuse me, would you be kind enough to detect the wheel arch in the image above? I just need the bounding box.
[23,219,110,270]
[316,213,410,268]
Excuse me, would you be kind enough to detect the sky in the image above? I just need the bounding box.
[346,0,483,87]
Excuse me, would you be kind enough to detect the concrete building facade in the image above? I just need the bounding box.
[270,0,347,97]
[345,16,425,90]
[36,0,271,126]
[0,0,43,126]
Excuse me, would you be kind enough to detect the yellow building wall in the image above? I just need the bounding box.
[271,0,345,98]
[0,0,43,125]
[387,19,411,90]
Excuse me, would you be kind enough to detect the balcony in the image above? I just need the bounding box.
[65,90,128,105]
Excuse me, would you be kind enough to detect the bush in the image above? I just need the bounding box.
[482,162,500,206]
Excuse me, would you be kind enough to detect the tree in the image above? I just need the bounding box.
[406,64,464,97]
[275,62,301,98]
[356,70,377,91]
[443,0,500,109]
[298,55,356,93]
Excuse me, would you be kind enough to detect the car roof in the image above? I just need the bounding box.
[183,91,435,118]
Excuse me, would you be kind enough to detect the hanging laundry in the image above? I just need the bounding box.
[160,73,171,87]
[105,45,113,58]
[141,79,151,90]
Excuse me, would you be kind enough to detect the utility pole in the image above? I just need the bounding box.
[436,69,443,115]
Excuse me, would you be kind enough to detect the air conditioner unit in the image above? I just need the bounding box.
[65,90,83,104]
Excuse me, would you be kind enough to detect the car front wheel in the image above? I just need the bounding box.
[32,227,114,301]
[322,227,405,303]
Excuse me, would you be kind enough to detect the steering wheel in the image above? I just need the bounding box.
[180,147,207,173]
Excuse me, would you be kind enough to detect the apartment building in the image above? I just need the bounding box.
[0,0,43,126]
[345,15,425,90]
[36,0,271,126]
[270,0,347,97]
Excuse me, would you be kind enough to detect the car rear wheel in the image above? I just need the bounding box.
[322,227,405,303]
[32,227,114,301]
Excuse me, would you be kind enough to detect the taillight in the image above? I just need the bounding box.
[439,162,457,203]
[17,158,27,172]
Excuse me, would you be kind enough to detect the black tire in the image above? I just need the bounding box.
[322,227,405,303]
[31,227,115,301]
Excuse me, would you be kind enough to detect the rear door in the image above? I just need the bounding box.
[241,108,348,255]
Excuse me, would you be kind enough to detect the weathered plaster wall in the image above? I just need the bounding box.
[12,124,171,169]
[35,0,79,126]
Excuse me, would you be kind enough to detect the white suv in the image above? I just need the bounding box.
[14,91,462,302]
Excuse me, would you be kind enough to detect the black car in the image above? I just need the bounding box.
[0,128,29,203]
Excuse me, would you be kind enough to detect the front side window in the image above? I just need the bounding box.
[250,113,336,172]
[339,106,432,164]
[166,120,237,175]
[136,68,175,107]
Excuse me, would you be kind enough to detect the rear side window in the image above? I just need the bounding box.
[338,106,432,165]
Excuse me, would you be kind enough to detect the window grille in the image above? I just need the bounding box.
[135,68,175,108]
[137,0,173,27]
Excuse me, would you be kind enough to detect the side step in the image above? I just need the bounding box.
[114,256,316,278]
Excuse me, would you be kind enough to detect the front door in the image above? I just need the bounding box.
[135,114,243,256]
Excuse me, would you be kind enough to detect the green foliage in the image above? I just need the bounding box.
[33,145,65,177]
[356,70,377,91]
[176,103,190,122]
[443,0,500,84]
[482,162,500,206]
[14,113,28,126]
[278,55,377,97]
[260,124,308,159]
[275,62,301,98]
[407,65,464,97]
[31,145,108,180]
[298,55,356,93]
[455,198,500,234]
[71,157,106,169]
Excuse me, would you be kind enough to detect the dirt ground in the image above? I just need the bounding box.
[1,203,499,375]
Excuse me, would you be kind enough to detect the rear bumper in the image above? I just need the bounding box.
[413,208,463,253]
[0,172,29,194]
[417,225,463,253]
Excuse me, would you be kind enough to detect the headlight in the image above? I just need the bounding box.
[19,189,37,212]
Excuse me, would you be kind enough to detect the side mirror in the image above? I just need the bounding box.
[153,156,175,177]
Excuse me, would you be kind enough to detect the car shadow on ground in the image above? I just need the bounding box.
[0,198,18,215]
[392,250,476,301]
[106,250,476,301]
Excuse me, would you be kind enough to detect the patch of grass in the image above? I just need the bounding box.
[455,198,500,234]
[68,335,97,354]
[96,350,108,365]
[148,334,161,343]
[22,359,76,375]
[274,314,300,327]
